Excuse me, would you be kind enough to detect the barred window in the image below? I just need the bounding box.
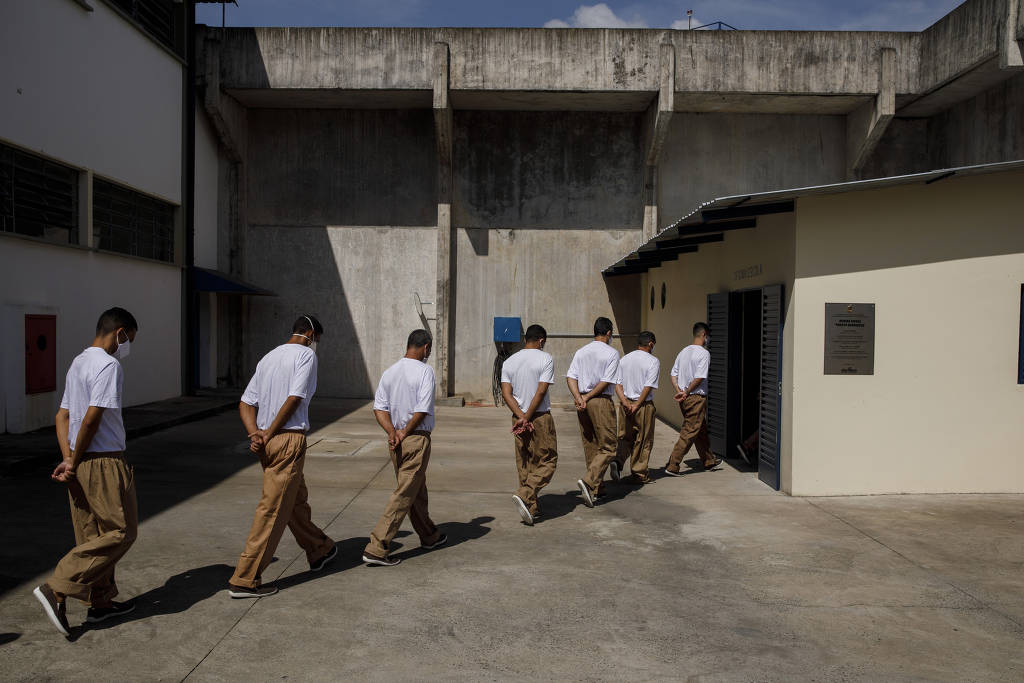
[0,142,79,245]
[93,179,175,263]
[106,0,179,54]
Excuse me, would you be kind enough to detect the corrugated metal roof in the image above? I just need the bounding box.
[604,159,1024,275]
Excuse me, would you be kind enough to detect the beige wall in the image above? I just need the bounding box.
[641,213,796,483]
[790,170,1024,495]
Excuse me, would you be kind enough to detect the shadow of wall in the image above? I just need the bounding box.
[244,109,438,397]
[451,111,645,402]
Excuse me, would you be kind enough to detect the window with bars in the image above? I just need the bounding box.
[105,0,180,55]
[93,179,176,262]
[0,142,79,245]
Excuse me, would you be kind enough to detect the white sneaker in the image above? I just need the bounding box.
[577,479,595,508]
[736,444,752,465]
[512,495,534,525]
[609,461,620,481]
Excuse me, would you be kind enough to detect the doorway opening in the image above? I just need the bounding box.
[706,284,783,489]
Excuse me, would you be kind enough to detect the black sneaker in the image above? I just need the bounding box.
[663,466,684,477]
[86,600,136,623]
[33,584,70,636]
[362,552,401,567]
[421,533,447,550]
[609,461,621,481]
[227,584,279,599]
[309,544,338,572]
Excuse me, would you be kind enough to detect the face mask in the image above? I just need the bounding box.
[296,315,319,353]
[114,330,131,360]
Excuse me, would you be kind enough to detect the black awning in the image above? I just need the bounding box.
[189,267,275,296]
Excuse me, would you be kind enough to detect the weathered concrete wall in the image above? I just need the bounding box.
[245,226,436,398]
[453,111,644,229]
[246,109,437,227]
[657,113,847,224]
[454,228,642,403]
[927,71,1024,168]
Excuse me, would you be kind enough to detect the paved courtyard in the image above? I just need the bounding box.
[0,399,1021,682]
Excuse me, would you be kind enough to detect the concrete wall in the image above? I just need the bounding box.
[790,169,1024,495]
[454,228,642,403]
[657,114,846,225]
[0,239,182,433]
[927,72,1024,168]
[0,0,183,203]
[245,225,436,398]
[454,111,643,229]
[639,213,797,488]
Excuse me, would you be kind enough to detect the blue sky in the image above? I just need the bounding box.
[197,1,965,32]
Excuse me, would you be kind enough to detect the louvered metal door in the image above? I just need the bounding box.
[706,293,730,457]
[758,284,784,490]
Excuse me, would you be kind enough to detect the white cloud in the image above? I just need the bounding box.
[544,3,648,29]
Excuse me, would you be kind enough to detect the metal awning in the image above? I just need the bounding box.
[604,159,1024,276]
[189,267,275,296]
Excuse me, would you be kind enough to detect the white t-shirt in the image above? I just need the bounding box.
[60,347,126,453]
[241,344,318,432]
[374,358,436,432]
[671,344,710,396]
[501,348,555,413]
[566,340,620,396]
[618,350,660,402]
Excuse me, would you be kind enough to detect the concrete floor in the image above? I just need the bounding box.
[0,399,1021,682]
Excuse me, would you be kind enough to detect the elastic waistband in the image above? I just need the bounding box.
[76,451,126,463]
[407,430,431,438]
[275,429,307,436]
[589,394,612,401]
[686,393,707,399]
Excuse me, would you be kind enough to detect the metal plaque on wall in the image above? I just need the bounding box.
[824,303,875,375]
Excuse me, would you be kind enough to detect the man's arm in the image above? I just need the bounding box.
[582,381,610,401]
[374,408,398,446]
[395,412,428,446]
[674,377,705,401]
[239,402,262,452]
[501,382,525,420]
[522,381,549,422]
[53,406,105,482]
[55,408,71,461]
[614,384,635,414]
[567,377,586,411]
[635,386,653,405]
[261,395,303,442]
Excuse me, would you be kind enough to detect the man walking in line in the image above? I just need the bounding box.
[500,324,558,525]
[228,315,336,598]
[665,322,721,475]
[567,316,621,508]
[34,307,140,636]
[612,330,659,485]
[363,329,446,566]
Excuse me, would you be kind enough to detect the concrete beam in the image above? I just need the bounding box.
[642,44,674,242]
[200,34,246,163]
[433,42,455,397]
[847,48,896,179]
[1001,0,1023,70]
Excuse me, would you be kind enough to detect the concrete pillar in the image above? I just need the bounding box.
[1000,0,1023,70]
[433,42,455,397]
[642,43,675,241]
[846,47,896,179]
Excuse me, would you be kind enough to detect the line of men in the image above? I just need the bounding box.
[500,316,720,525]
[33,307,718,636]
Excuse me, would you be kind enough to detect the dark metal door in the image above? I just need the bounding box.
[758,285,784,490]
[706,293,730,457]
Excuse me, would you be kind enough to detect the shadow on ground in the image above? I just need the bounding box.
[0,400,368,599]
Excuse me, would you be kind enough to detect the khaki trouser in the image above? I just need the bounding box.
[667,395,714,470]
[48,452,138,605]
[364,432,441,558]
[616,402,656,480]
[513,412,558,516]
[231,432,334,589]
[578,395,617,494]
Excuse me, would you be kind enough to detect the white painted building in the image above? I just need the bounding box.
[0,0,193,433]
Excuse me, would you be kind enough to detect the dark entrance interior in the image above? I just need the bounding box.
[706,284,783,489]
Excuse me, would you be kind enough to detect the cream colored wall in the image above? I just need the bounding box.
[641,213,796,485]
[790,170,1024,495]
